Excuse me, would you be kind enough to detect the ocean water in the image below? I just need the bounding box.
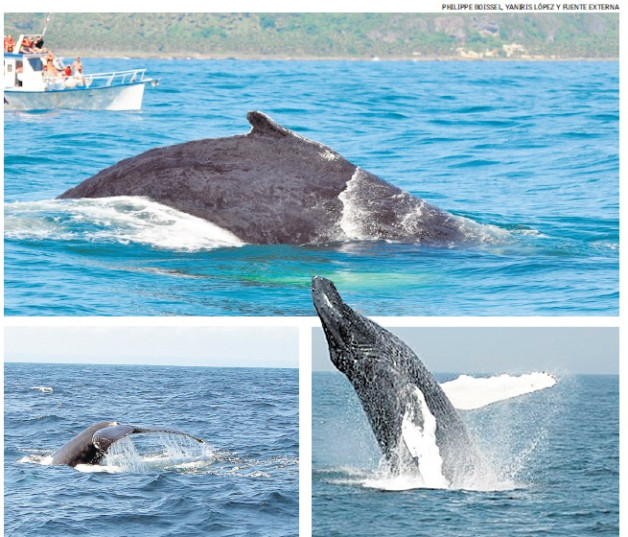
[4,59,618,315]
[4,363,299,537]
[312,372,618,537]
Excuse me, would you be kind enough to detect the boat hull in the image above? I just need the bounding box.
[4,82,146,111]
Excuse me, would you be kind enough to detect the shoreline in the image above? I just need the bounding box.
[55,51,618,62]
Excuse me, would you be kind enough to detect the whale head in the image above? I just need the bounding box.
[312,276,424,461]
[312,276,382,376]
[312,276,420,376]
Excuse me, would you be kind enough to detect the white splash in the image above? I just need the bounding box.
[359,374,558,493]
[451,213,509,244]
[17,434,214,474]
[18,454,53,465]
[442,372,558,410]
[327,372,559,493]
[75,463,122,474]
[4,197,245,252]
[101,433,214,473]
[101,436,146,473]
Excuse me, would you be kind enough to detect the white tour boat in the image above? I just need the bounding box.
[4,34,153,111]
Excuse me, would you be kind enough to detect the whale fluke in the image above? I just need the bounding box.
[51,421,203,467]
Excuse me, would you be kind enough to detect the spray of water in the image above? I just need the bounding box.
[100,433,213,473]
[102,436,147,472]
[18,434,294,479]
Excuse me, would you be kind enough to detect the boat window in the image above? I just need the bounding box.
[27,57,43,72]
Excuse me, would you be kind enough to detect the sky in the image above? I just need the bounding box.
[312,326,619,375]
[5,325,618,373]
[4,325,298,368]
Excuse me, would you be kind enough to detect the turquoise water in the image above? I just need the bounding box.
[4,363,298,537]
[313,372,618,536]
[4,59,618,315]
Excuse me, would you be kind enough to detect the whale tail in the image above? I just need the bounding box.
[51,421,204,467]
[93,423,204,452]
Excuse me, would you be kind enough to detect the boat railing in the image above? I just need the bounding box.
[83,69,148,89]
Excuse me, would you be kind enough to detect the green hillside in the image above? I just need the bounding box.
[4,12,619,60]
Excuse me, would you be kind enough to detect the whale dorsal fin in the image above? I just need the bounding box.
[247,111,292,138]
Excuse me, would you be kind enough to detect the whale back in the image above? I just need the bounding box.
[59,112,357,244]
[59,112,471,246]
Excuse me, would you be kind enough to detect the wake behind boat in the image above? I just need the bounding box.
[4,27,153,111]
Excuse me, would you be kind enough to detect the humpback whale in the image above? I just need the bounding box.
[51,421,204,467]
[59,111,486,246]
[312,276,486,488]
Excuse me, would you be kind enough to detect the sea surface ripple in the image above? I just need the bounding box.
[4,364,299,537]
[4,59,618,315]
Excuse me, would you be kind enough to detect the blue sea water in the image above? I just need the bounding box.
[4,59,618,315]
[312,372,618,537]
[4,363,299,537]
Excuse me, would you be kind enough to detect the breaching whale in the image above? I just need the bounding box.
[59,111,485,246]
[51,421,204,467]
[312,276,485,488]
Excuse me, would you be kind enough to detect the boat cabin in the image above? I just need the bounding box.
[4,51,46,91]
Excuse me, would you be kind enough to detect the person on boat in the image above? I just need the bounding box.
[4,35,15,52]
[19,36,35,53]
[44,51,60,78]
[71,57,86,85]
[72,57,84,75]
[33,35,45,52]
[63,63,78,88]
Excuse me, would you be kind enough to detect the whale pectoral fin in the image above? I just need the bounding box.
[440,372,558,410]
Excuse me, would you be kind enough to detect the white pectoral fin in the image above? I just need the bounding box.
[441,372,558,410]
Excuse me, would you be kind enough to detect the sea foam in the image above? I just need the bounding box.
[4,197,245,252]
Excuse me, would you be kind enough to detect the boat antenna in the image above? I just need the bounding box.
[42,14,52,36]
